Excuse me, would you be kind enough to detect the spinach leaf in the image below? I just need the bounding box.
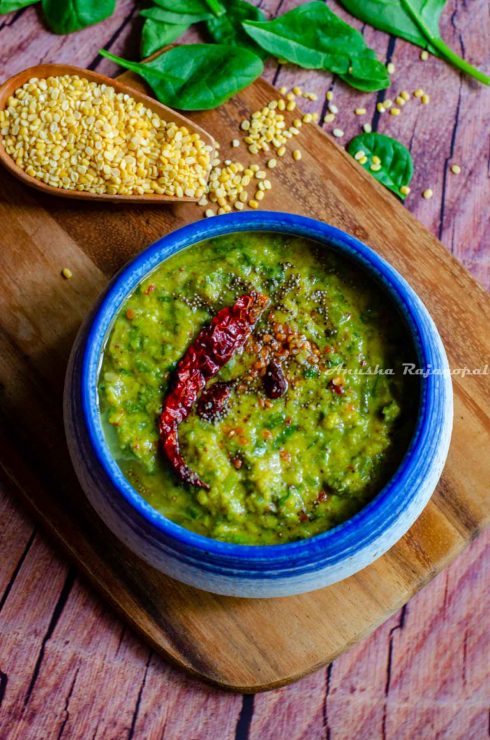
[42,0,115,34]
[338,0,489,85]
[242,2,389,91]
[206,0,268,58]
[100,44,264,110]
[140,17,189,58]
[0,0,38,13]
[151,0,215,24]
[204,0,225,15]
[347,132,413,199]
[273,424,299,450]
[340,51,390,92]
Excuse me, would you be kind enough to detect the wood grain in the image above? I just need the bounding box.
[0,63,488,692]
[0,0,488,736]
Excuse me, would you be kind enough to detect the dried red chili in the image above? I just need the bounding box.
[197,381,232,423]
[159,292,268,489]
[263,360,288,399]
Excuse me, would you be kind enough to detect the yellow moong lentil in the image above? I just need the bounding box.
[0,75,211,198]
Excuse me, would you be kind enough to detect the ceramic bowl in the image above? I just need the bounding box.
[64,212,453,598]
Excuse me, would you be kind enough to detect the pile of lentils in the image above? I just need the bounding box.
[0,75,212,197]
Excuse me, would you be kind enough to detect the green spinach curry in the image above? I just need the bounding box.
[98,233,418,544]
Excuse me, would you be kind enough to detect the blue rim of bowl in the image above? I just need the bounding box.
[80,212,446,565]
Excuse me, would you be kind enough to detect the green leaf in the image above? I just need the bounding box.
[347,132,413,199]
[242,2,389,91]
[100,44,264,111]
[203,0,225,16]
[42,0,115,34]
[339,50,390,91]
[338,0,489,85]
[0,0,38,13]
[140,17,189,58]
[339,0,444,51]
[206,0,268,58]
[151,0,215,24]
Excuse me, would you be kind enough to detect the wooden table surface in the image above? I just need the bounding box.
[0,2,488,738]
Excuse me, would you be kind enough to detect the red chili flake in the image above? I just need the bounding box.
[316,490,328,503]
[329,379,345,395]
[144,283,156,295]
[231,455,243,470]
[159,292,268,489]
[263,360,288,399]
[197,381,233,423]
[299,511,309,522]
[126,308,135,320]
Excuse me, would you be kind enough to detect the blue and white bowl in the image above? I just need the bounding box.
[64,212,453,598]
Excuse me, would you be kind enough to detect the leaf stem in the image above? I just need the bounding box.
[204,0,225,17]
[100,49,141,74]
[401,0,489,85]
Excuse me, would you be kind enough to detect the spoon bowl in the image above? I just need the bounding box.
[0,64,216,204]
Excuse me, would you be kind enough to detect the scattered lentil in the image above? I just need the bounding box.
[422,188,433,199]
[387,62,396,74]
[414,88,424,98]
[450,164,461,174]
[354,107,367,116]
[292,149,302,161]
[332,128,344,138]
[421,93,430,105]
[420,50,429,61]
[390,107,401,116]
[400,185,411,196]
[61,267,73,279]
[362,123,372,133]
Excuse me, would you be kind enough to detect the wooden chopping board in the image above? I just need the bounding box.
[0,68,488,693]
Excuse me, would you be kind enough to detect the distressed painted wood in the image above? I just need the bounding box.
[0,0,488,736]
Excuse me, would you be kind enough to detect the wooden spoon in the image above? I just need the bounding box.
[0,64,216,204]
